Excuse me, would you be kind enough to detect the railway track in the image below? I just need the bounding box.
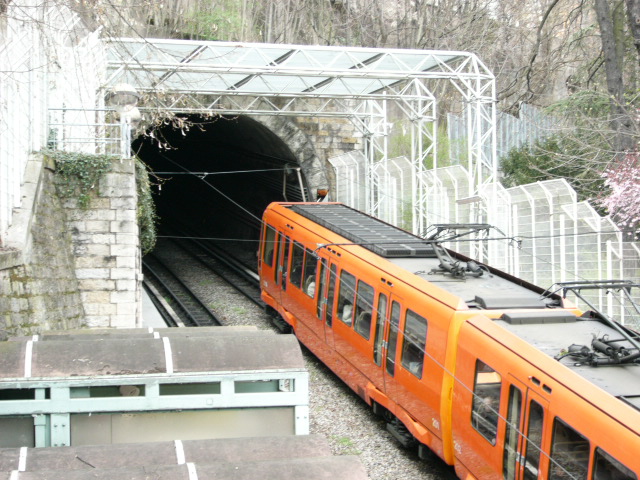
[142,230,263,328]
[171,235,263,307]
[142,253,222,327]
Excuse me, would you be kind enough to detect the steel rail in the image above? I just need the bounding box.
[142,253,222,327]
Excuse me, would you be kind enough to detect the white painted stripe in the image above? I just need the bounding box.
[18,447,27,471]
[148,327,154,333]
[31,335,38,342]
[9,471,19,480]
[24,341,33,378]
[174,440,186,465]
[186,462,198,480]
[153,331,160,339]
[162,337,174,374]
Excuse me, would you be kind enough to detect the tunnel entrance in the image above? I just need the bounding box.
[133,114,310,257]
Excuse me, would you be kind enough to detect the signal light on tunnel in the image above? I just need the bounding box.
[316,188,329,201]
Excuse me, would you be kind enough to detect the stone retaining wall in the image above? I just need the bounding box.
[62,158,142,328]
[0,155,142,338]
[0,156,85,339]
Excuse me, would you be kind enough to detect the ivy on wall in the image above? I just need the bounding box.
[46,150,113,208]
[46,150,158,255]
[135,158,157,255]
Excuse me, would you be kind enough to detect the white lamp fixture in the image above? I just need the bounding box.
[105,83,140,114]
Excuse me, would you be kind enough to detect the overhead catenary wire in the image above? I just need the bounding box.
[148,150,636,323]
[148,158,638,239]
[151,168,294,176]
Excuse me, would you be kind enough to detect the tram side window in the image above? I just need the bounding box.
[471,359,502,444]
[337,270,357,325]
[401,309,427,379]
[593,448,636,480]
[302,249,318,298]
[549,418,589,480]
[289,242,305,288]
[281,238,290,290]
[354,281,374,339]
[262,225,276,266]
[503,385,523,480]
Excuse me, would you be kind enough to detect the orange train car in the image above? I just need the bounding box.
[258,202,640,479]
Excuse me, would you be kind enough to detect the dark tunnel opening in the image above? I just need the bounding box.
[133,114,310,258]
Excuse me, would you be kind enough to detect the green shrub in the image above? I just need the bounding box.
[500,135,606,202]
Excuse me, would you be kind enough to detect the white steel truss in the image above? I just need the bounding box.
[105,39,496,229]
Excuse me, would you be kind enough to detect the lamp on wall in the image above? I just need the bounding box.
[105,83,140,158]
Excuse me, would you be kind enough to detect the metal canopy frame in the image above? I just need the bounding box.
[105,39,496,233]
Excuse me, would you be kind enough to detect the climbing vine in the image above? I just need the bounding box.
[46,151,158,254]
[46,150,113,208]
[135,158,158,255]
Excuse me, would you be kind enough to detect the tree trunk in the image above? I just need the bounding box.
[594,0,636,153]
[626,0,640,60]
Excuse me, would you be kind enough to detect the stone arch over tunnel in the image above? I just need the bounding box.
[133,114,329,255]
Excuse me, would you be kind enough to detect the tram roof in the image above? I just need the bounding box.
[496,317,640,412]
[285,203,553,309]
[290,203,436,258]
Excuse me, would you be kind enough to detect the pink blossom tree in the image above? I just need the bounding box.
[600,152,640,232]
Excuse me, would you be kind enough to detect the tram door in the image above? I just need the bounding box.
[382,297,403,403]
[317,261,337,349]
[503,377,549,480]
[371,290,390,392]
[313,258,328,343]
[275,233,293,308]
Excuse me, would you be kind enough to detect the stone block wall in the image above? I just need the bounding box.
[256,110,364,199]
[294,116,364,162]
[62,158,142,328]
[0,156,85,339]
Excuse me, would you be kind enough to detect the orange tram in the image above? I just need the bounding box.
[258,202,640,480]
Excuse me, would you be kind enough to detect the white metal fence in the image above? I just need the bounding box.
[0,0,106,246]
[448,103,559,167]
[1,2,46,246]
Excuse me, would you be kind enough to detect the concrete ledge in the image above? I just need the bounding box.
[4,154,46,264]
[0,249,22,270]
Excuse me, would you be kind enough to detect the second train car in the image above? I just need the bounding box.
[258,202,640,479]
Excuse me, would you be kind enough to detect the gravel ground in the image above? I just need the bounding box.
[153,241,457,479]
